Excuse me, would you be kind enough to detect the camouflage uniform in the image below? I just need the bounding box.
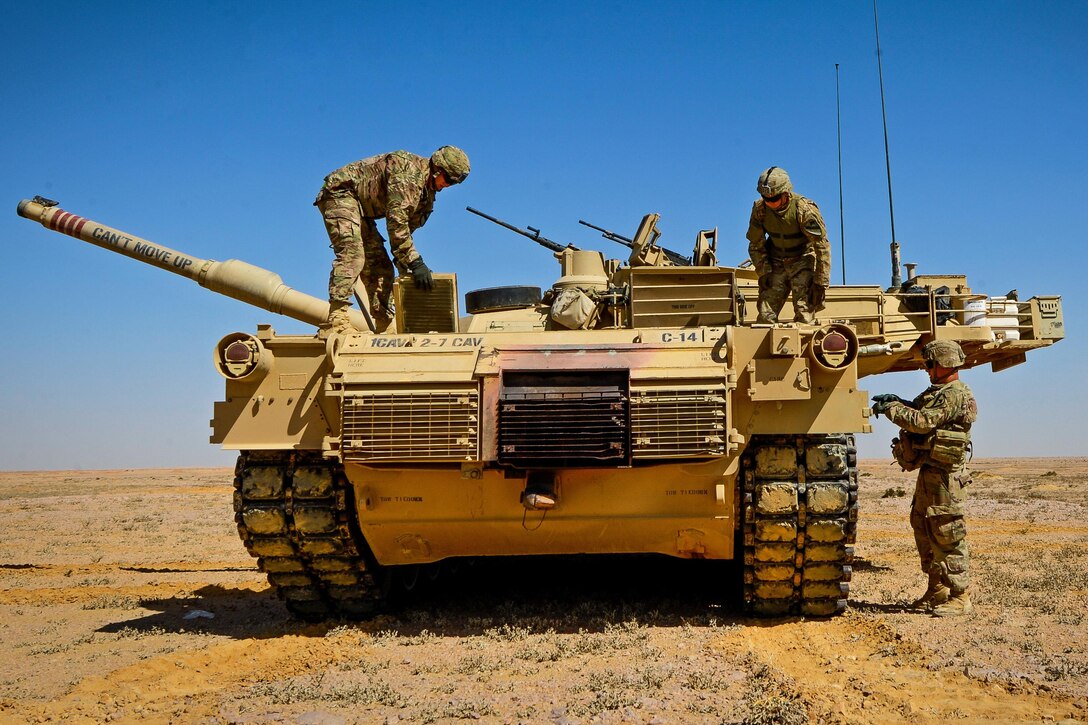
[745,195,831,323]
[884,379,977,606]
[315,151,436,328]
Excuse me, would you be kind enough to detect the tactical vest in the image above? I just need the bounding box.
[914,381,976,471]
[761,198,808,257]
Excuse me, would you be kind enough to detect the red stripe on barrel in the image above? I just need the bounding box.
[63,214,83,236]
[48,211,69,231]
[45,211,87,237]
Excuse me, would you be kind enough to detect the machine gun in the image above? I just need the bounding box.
[579,218,691,267]
[466,207,578,254]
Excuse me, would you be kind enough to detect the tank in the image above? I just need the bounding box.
[17,196,1065,618]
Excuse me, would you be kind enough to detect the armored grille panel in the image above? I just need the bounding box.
[393,274,458,333]
[631,387,728,458]
[499,372,629,467]
[341,389,478,461]
[629,267,735,327]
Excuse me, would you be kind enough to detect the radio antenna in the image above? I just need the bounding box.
[835,63,846,285]
[874,0,901,289]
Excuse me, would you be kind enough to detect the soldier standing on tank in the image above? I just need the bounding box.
[315,146,471,335]
[745,167,831,324]
[872,340,978,617]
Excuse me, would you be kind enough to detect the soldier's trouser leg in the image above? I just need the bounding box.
[358,222,395,331]
[756,265,790,323]
[785,256,817,323]
[319,193,366,305]
[789,270,815,323]
[909,482,934,575]
[918,466,970,594]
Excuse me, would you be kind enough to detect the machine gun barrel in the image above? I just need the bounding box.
[466,206,576,254]
[578,219,634,244]
[578,218,691,266]
[16,197,370,331]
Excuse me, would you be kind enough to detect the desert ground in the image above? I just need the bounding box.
[0,458,1086,724]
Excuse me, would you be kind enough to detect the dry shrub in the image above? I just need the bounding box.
[742,660,809,725]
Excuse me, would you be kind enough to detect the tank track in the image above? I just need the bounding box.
[741,434,858,616]
[233,450,387,620]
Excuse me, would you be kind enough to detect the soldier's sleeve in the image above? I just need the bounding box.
[965,390,978,425]
[415,203,433,230]
[383,167,425,267]
[746,202,769,274]
[956,383,979,425]
[798,199,831,287]
[884,388,963,434]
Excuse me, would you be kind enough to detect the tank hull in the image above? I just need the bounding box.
[347,459,738,564]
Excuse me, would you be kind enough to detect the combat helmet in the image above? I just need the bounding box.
[922,340,966,368]
[757,166,792,198]
[431,146,471,184]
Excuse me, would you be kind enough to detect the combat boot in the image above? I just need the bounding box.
[932,590,973,617]
[318,302,355,338]
[911,572,950,611]
[793,311,815,324]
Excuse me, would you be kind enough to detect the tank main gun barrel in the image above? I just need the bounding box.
[16,197,369,331]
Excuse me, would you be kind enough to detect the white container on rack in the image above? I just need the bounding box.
[988,296,1021,341]
[962,298,988,328]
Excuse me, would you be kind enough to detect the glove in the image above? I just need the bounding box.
[871,393,909,416]
[409,258,433,291]
[810,284,827,310]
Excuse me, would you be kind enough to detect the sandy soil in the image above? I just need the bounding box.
[0,459,1086,724]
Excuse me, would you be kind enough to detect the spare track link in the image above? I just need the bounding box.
[741,434,858,617]
[233,450,386,620]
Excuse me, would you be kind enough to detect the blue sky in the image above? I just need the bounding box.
[1,1,1083,469]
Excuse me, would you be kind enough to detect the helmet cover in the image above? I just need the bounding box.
[757,166,792,197]
[922,340,966,368]
[431,146,471,183]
